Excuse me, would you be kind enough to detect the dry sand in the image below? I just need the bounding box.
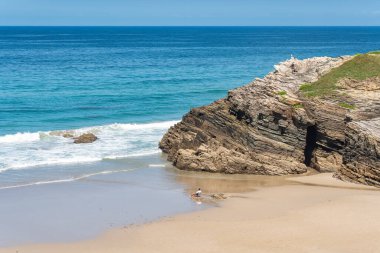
[1,173,380,253]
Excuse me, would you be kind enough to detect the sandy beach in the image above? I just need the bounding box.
[2,172,380,253]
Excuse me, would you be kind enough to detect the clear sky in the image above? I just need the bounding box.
[1,0,380,26]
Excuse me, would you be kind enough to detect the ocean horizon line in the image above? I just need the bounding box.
[1,25,380,28]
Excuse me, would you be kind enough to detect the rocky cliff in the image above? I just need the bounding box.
[159,53,380,187]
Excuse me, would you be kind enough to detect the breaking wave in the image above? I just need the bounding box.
[0,120,178,172]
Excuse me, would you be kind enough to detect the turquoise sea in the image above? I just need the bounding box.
[1,26,380,247]
[1,26,380,187]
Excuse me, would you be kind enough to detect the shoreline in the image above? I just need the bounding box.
[0,152,299,248]
[2,173,379,253]
[0,154,204,248]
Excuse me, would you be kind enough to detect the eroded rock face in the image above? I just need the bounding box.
[336,120,380,186]
[73,133,98,144]
[160,55,380,186]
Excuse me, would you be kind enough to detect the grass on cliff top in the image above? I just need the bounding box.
[300,53,380,97]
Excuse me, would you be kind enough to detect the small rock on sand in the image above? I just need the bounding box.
[210,193,227,200]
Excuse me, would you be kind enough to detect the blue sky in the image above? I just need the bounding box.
[1,0,380,26]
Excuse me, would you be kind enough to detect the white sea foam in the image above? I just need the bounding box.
[0,132,40,143]
[0,169,134,190]
[149,164,166,168]
[0,120,178,173]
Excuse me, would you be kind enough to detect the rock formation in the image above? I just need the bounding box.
[160,53,380,187]
[73,133,98,144]
[336,119,380,186]
[50,130,98,144]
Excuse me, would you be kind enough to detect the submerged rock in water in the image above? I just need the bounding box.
[160,53,380,187]
[73,133,98,144]
[49,130,74,138]
[62,133,74,138]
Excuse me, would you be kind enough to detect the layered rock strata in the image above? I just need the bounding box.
[336,120,380,185]
[160,55,380,186]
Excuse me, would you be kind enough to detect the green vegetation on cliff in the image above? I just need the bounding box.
[338,102,356,110]
[292,103,303,109]
[300,52,380,97]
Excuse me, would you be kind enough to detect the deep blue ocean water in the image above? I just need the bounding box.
[0,26,380,187]
[2,26,380,135]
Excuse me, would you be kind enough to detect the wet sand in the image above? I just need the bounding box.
[0,153,295,248]
[2,172,380,253]
[0,154,204,247]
